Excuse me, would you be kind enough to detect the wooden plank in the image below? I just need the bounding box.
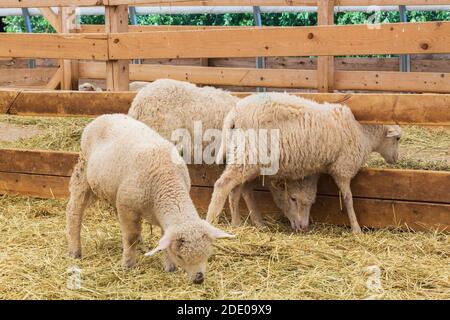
[79,25,251,33]
[108,0,317,5]
[190,187,450,232]
[109,22,450,59]
[39,8,61,33]
[108,0,450,6]
[0,149,78,177]
[60,7,80,90]
[0,0,108,7]
[78,62,450,93]
[45,68,63,90]
[0,172,69,199]
[1,149,449,204]
[335,70,450,93]
[1,89,450,125]
[0,171,447,232]
[0,68,58,88]
[0,33,108,60]
[129,64,317,88]
[105,5,129,91]
[317,0,335,93]
[0,90,134,116]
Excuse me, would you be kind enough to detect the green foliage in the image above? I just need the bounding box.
[2,10,449,32]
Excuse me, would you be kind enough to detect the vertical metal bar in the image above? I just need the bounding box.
[129,6,141,65]
[399,5,410,72]
[253,6,266,92]
[21,8,35,69]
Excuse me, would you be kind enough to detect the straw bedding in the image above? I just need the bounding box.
[0,116,449,299]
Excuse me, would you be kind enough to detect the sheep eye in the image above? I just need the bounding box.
[396,137,400,141]
[290,197,296,202]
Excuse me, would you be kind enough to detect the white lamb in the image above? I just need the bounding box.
[128,79,318,230]
[66,114,234,284]
[207,93,402,233]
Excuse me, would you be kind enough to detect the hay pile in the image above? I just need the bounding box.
[0,116,448,299]
[0,195,448,300]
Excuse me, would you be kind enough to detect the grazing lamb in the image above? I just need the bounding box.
[227,175,319,232]
[128,79,269,226]
[128,79,319,230]
[66,114,234,284]
[207,93,402,233]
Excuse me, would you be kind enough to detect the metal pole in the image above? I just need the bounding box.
[21,8,35,69]
[0,16,5,32]
[399,5,410,72]
[253,6,266,92]
[129,6,141,65]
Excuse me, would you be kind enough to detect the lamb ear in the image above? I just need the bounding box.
[386,127,401,138]
[206,223,235,239]
[144,232,173,257]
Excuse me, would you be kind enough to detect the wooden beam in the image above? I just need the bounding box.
[105,5,129,91]
[190,188,450,232]
[109,22,450,59]
[39,8,62,33]
[317,0,335,93]
[108,0,450,6]
[79,25,250,33]
[0,33,108,60]
[45,68,63,90]
[1,89,450,125]
[335,70,450,93]
[0,0,446,8]
[1,149,450,205]
[60,7,80,90]
[78,62,450,93]
[0,68,58,88]
[0,0,108,8]
[128,64,317,88]
[108,0,317,5]
[0,171,447,232]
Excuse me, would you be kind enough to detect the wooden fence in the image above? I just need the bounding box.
[0,0,449,231]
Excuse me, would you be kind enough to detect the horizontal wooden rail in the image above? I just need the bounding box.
[78,62,450,93]
[0,33,108,60]
[1,22,449,61]
[1,89,449,125]
[108,0,450,6]
[0,0,107,7]
[0,0,447,8]
[79,25,252,33]
[0,149,448,232]
[109,22,450,59]
[0,68,58,88]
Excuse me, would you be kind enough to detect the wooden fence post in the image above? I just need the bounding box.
[105,5,129,91]
[60,7,79,90]
[317,0,335,92]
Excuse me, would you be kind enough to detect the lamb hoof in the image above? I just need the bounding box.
[351,226,362,234]
[253,220,266,229]
[68,250,81,259]
[231,220,241,227]
[164,263,177,273]
[122,257,137,269]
